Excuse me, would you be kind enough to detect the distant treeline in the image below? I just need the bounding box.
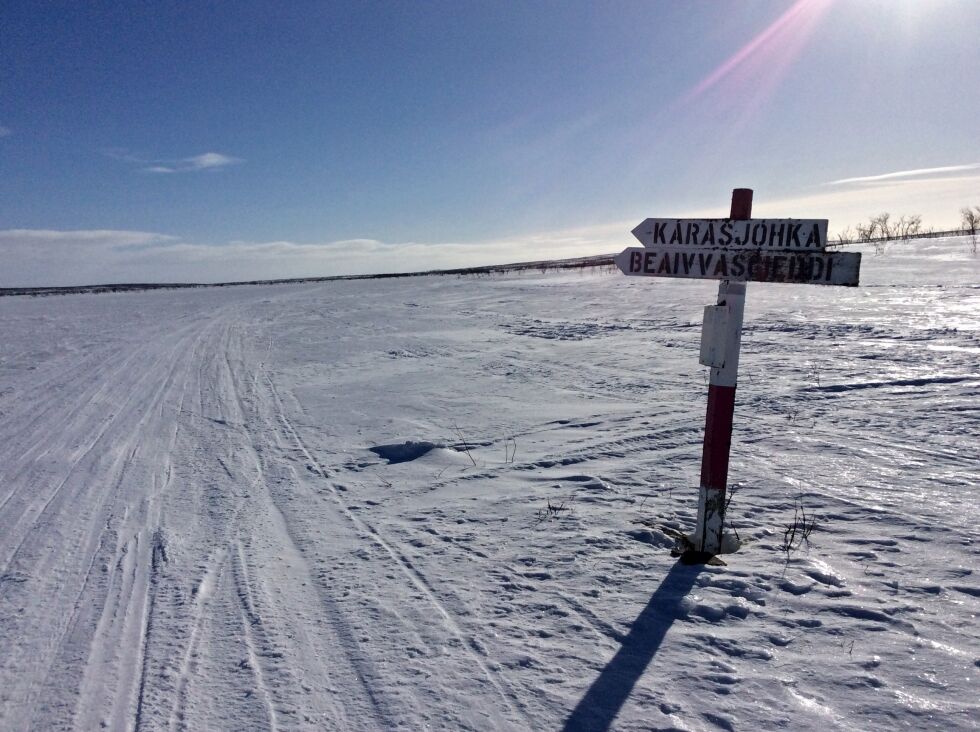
[0,255,615,298]
[831,207,980,252]
[826,226,972,248]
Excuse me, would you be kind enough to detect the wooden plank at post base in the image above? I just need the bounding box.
[615,246,861,287]
[632,218,828,251]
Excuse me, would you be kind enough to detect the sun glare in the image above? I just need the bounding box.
[674,0,836,115]
[850,0,951,37]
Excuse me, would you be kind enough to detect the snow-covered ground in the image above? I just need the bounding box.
[1,237,977,731]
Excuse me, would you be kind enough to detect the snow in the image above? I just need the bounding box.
[0,237,977,731]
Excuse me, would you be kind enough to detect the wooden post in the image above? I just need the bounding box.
[616,189,859,558]
[693,188,752,555]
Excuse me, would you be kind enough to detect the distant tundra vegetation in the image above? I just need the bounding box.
[834,205,980,255]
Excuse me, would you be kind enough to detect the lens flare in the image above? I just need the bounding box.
[674,0,836,115]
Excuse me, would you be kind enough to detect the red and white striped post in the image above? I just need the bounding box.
[693,188,752,555]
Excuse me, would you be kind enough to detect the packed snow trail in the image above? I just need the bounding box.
[0,289,529,730]
[1,238,978,731]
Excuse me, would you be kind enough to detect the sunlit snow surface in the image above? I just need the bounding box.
[0,238,977,731]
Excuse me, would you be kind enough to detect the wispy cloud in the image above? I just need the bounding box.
[144,152,243,174]
[0,125,12,137]
[827,163,980,186]
[0,229,176,245]
[106,149,244,174]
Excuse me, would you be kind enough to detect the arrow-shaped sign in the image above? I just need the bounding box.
[632,218,828,251]
[615,246,860,286]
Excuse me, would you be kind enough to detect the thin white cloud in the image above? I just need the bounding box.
[105,148,244,174]
[0,229,180,286]
[827,163,980,186]
[0,223,620,288]
[142,152,243,174]
[0,125,11,137]
[189,152,240,169]
[0,229,176,244]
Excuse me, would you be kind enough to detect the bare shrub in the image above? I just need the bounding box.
[962,206,980,255]
[504,437,517,463]
[536,498,571,523]
[895,214,922,243]
[872,212,892,239]
[855,219,877,241]
[781,500,817,555]
[452,422,477,466]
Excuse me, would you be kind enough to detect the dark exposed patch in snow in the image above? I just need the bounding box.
[369,441,442,464]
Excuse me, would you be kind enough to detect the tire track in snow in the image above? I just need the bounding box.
[0,343,159,575]
[40,313,238,730]
[0,317,204,516]
[230,542,280,732]
[130,320,218,731]
[132,311,381,730]
[2,319,208,730]
[265,375,532,729]
[71,318,206,731]
[156,318,261,730]
[134,529,170,732]
[0,341,141,490]
[222,319,393,730]
[0,318,203,580]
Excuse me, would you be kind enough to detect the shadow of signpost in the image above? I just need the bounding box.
[562,560,704,732]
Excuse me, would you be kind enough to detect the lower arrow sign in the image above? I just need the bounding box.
[615,246,860,287]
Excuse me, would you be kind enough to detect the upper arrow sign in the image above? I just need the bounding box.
[632,218,828,251]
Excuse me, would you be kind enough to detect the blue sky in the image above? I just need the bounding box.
[2,0,979,285]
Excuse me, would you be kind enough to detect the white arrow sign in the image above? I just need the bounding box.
[615,246,860,286]
[632,218,828,251]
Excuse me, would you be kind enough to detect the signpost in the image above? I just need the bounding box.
[618,189,862,559]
